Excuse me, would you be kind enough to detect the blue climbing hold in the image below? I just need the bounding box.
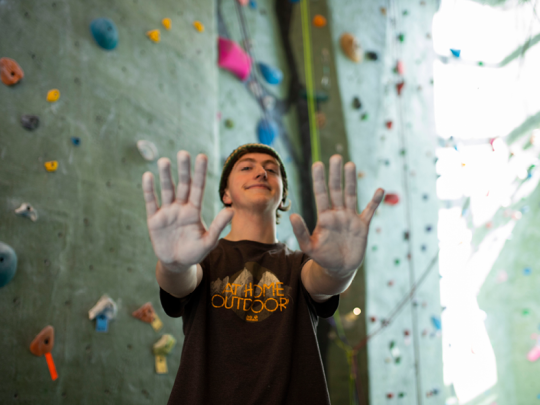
[257,118,278,146]
[289,0,300,3]
[249,0,257,9]
[71,137,81,146]
[524,267,532,276]
[450,49,461,57]
[90,18,118,50]
[0,241,17,288]
[431,316,442,330]
[258,63,283,85]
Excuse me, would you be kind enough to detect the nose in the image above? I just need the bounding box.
[255,166,268,179]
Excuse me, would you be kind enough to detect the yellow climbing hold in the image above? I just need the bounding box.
[44,161,58,172]
[46,89,60,102]
[193,21,204,32]
[162,18,171,30]
[146,29,160,43]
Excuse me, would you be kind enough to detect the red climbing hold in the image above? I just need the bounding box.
[396,81,405,96]
[384,193,399,205]
[387,393,394,399]
[386,120,393,129]
[0,57,24,85]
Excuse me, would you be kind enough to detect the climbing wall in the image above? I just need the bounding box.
[0,0,218,403]
[325,0,444,404]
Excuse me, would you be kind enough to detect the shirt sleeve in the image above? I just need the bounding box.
[159,287,193,318]
[298,252,340,319]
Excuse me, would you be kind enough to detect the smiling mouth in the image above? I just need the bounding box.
[248,185,270,190]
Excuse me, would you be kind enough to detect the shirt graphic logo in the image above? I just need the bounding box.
[210,262,291,323]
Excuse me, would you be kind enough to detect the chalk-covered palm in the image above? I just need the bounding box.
[290,155,384,273]
[142,151,234,269]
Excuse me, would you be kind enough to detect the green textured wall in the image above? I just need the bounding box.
[0,0,218,403]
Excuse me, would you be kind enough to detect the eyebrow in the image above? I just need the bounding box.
[237,157,279,166]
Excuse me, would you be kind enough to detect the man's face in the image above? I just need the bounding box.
[223,152,283,214]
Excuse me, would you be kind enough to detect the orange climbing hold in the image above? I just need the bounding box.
[313,15,327,28]
[0,57,24,85]
[340,33,362,63]
[162,18,171,30]
[146,29,160,43]
[44,161,58,172]
[193,21,204,32]
[46,89,60,102]
[132,302,156,324]
[30,325,54,356]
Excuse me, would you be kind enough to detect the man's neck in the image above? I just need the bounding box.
[223,210,278,244]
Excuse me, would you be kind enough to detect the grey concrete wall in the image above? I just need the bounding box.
[0,0,218,404]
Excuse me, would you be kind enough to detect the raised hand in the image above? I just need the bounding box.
[142,151,234,269]
[290,155,384,274]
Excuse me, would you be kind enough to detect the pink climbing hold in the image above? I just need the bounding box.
[384,193,400,205]
[527,345,540,362]
[237,0,249,4]
[396,60,404,75]
[218,37,252,81]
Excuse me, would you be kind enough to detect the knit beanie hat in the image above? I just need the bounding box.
[219,143,289,210]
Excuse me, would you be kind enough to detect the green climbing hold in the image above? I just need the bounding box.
[523,309,530,316]
[478,61,484,66]
[372,245,378,251]
[225,119,234,129]
[395,259,400,265]
[399,393,405,398]
[361,113,368,121]
[400,149,406,156]
[398,33,405,42]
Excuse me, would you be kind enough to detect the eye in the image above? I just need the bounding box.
[241,167,251,171]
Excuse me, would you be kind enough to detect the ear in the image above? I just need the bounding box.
[223,189,232,205]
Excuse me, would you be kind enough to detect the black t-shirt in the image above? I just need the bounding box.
[160,238,339,405]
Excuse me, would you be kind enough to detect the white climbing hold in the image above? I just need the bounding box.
[15,202,38,222]
[137,140,159,161]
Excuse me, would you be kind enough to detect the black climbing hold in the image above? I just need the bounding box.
[352,97,361,109]
[21,114,39,130]
[365,51,378,61]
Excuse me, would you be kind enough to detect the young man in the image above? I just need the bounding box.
[142,143,384,405]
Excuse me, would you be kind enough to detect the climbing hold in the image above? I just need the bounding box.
[399,392,405,398]
[386,120,393,129]
[361,113,368,121]
[90,18,118,50]
[146,29,160,43]
[404,330,410,336]
[316,112,326,128]
[425,225,432,232]
[387,393,394,399]
[248,80,263,98]
[44,161,58,172]
[0,241,18,288]
[30,326,54,356]
[88,294,118,321]
[312,15,327,28]
[403,10,409,16]
[71,137,81,146]
[218,37,251,81]
[258,62,283,85]
[137,140,159,161]
[249,0,257,9]
[431,316,442,330]
[403,231,409,240]
[395,259,400,265]
[153,334,177,356]
[365,51,378,61]
[262,95,275,111]
[352,97,361,109]
[237,0,249,4]
[257,118,278,146]
[340,33,362,63]
[397,33,405,42]
[193,21,204,32]
[527,344,540,362]
[162,18,171,30]
[370,316,377,322]
[46,89,60,102]
[384,193,399,205]
[450,49,461,57]
[523,267,532,275]
[300,89,329,102]
[358,171,365,179]
[0,57,24,85]
[132,302,156,324]
[396,60,404,75]
[523,309,530,316]
[380,7,387,15]
[20,114,39,130]
[396,81,405,96]
[478,61,484,66]
[224,119,234,129]
[388,280,394,287]
[15,202,38,222]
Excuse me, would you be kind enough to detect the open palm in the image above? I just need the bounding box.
[290,155,384,273]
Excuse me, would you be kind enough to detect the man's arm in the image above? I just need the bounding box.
[301,259,356,303]
[156,261,203,299]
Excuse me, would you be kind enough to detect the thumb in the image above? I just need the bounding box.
[289,214,312,254]
[202,208,234,251]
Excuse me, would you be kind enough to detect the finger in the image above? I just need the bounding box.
[361,188,385,224]
[328,155,344,209]
[344,162,358,213]
[312,162,330,213]
[189,154,208,209]
[158,158,176,206]
[202,207,235,251]
[289,214,313,254]
[142,172,159,219]
[176,150,191,204]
